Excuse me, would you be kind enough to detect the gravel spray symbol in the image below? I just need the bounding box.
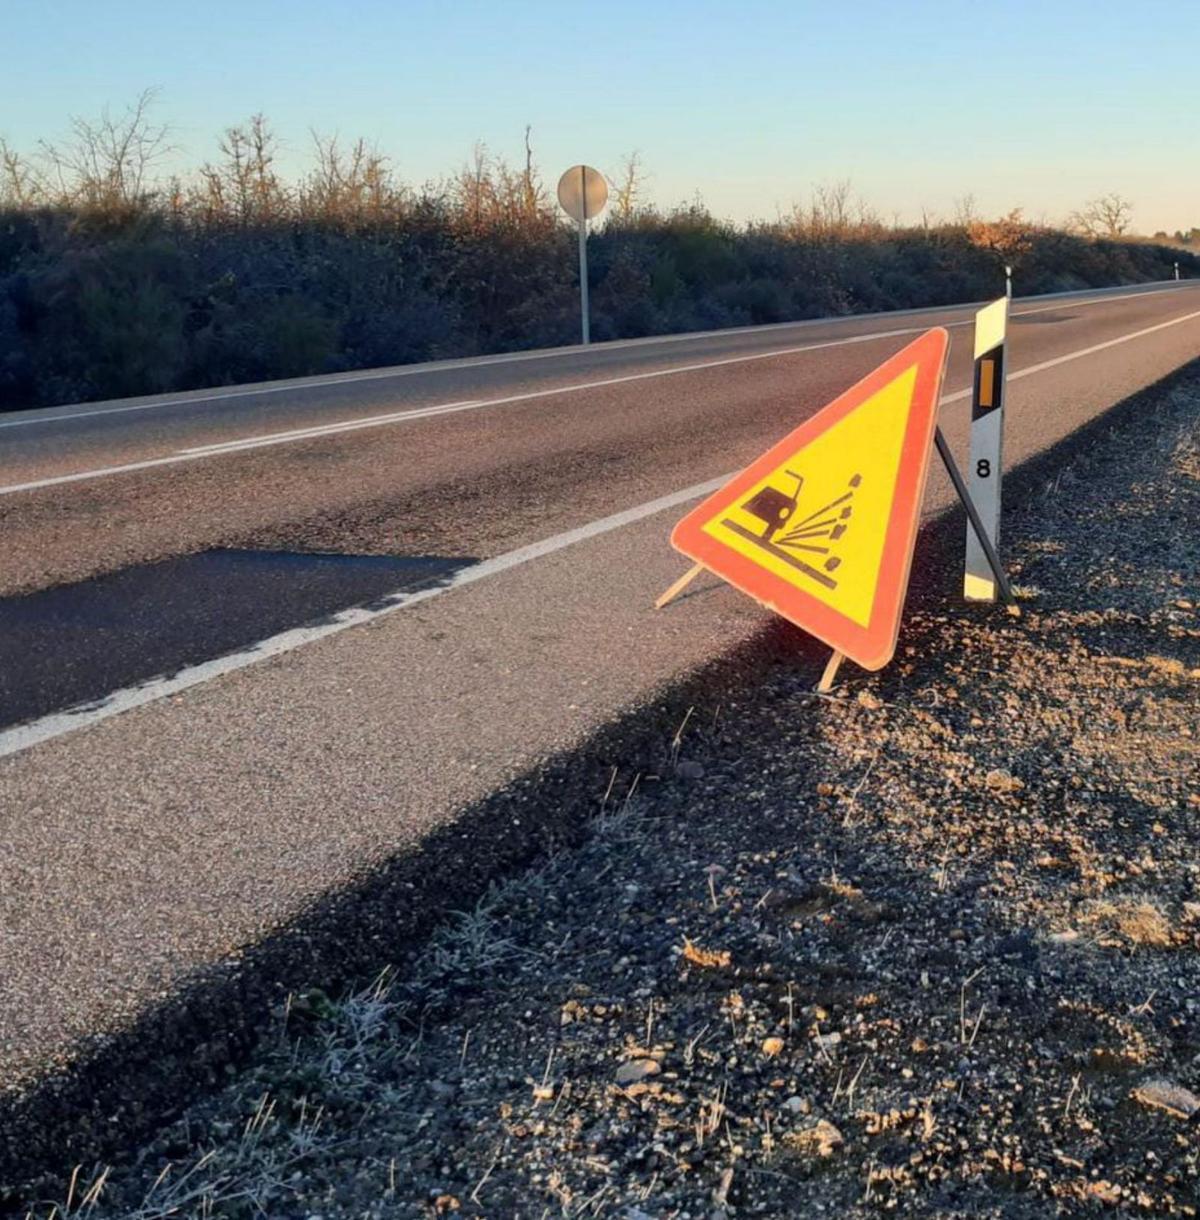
[721,473,860,591]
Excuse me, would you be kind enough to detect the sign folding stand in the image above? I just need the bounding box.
[935,428,1014,604]
[655,439,1014,636]
[655,324,1015,693]
[654,563,703,609]
[805,441,1013,692]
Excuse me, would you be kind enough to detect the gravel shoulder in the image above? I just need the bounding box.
[13,373,1200,1216]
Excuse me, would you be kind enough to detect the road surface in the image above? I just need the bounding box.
[2,280,1199,1179]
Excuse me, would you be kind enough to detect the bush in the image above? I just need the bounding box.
[2,124,1198,410]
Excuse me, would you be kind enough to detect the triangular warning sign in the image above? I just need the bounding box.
[670,328,949,670]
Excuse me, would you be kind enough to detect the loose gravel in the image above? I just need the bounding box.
[15,377,1200,1217]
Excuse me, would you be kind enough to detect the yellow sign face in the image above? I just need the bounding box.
[700,365,917,627]
[670,327,948,671]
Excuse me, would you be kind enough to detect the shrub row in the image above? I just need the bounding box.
[1,203,1194,411]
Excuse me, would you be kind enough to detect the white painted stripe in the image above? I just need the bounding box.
[180,399,484,453]
[4,297,1200,760]
[9,293,1198,497]
[0,324,931,494]
[0,474,730,760]
[179,326,934,456]
[1002,309,1200,383]
[0,281,1187,432]
[934,305,1200,406]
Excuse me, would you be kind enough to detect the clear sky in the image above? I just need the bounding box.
[3,0,1196,232]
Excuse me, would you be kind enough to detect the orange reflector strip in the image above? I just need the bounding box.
[978,358,995,409]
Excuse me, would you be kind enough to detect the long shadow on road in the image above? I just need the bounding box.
[0,550,469,731]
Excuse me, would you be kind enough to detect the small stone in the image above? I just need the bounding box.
[682,939,732,969]
[785,1118,844,1157]
[676,759,705,780]
[985,768,1023,793]
[615,1058,660,1086]
[1132,1080,1200,1120]
[1087,1182,1121,1205]
[996,930,1037,963]
[784,1095,809,1114]
[856,690,882,710]
[761,1036,785,1058]
[815,1031,842,1052]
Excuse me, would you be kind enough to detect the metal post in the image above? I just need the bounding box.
[1175,261,1180,282]
[937,427,1015,604]
[578,165,590,345]
[1004,264,1013,300]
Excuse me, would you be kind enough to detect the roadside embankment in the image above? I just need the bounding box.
[14,370,1198,1215]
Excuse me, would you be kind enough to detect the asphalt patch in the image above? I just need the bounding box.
[0,549,470,731]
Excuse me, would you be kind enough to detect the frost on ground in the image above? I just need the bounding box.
[22,379,1200,1217]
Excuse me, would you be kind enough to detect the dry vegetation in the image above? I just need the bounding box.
[2,93,1196,410]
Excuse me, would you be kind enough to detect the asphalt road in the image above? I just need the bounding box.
[2,280,1199,1166]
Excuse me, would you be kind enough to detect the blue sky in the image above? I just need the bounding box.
[3,0,1196,231]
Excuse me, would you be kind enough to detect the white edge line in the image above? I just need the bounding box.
[4,286,1195,491]
[0,281,1188,432]
[3,300,1200,761]
[179,327,934,455]
[4,286,1196,494]
[0,474,729,761]
[16,295,1197,492]
[1,325,932,492]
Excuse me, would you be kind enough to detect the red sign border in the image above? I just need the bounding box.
[670,327,950,670]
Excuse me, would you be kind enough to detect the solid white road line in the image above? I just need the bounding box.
[179,326,933,455]
[5,298,1200,760]
[0,474,730,761]
[0,324,931,494]
[5,299,1200,498]
[0,282,1187,433]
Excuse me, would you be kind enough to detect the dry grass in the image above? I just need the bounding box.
[1078,898,1175,948]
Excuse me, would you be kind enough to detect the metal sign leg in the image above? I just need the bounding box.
[935,428,1015,605]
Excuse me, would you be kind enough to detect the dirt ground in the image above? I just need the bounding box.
[15,374,1200,1218]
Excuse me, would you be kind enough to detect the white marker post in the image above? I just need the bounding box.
[964,297,1009,601]
[556,165,608,345]
[1175,261,1181,281]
